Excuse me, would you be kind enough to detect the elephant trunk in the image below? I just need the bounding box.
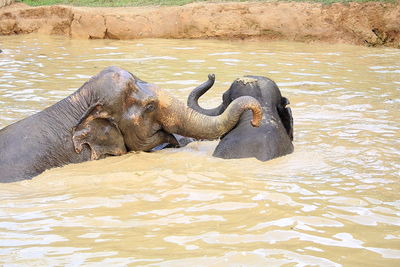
[187,74,225,116]
[157,90,262,140]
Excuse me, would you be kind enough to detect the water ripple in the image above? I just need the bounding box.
[0,36,399,265]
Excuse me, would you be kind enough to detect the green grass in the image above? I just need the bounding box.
[19,0,397,7]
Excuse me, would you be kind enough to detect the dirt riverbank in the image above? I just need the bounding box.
[0,1,399,48]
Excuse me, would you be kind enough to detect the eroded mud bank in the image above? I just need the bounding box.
[0,1,399,47]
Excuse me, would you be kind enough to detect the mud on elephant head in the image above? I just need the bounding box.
[187,74,294,161]
[72,67,263,154]
[0,66,262,182]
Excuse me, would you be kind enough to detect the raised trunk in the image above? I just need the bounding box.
[157,90,262,140]
[187,74,225,116]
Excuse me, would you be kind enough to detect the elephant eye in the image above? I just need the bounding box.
[145,102,156,112]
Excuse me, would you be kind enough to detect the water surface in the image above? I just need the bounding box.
[0,35,399,266]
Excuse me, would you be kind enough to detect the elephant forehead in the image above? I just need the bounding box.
[100,66,132,78]
[124,85,157,110]
[133,80,157,96]
[94,66,132,85]
[91,67,134,96]
[236,77,258,85]
[111,69,135,88]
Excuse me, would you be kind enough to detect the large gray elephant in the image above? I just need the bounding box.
[187,74,293,161]
[0,67,262,182]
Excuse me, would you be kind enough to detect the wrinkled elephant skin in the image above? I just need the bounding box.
[0,67,263,182]
[188,74,293,161]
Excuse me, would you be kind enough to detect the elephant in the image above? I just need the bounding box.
[0,66,263,183]
[187,74,293,161]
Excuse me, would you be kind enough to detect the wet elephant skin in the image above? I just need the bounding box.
[187,74,293,161]
[0,67,263,182]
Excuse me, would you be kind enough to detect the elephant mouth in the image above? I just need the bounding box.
[124,126,179,152]
[148,130,180,152]
[152,128,180,148]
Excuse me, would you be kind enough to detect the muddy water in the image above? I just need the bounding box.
[0,34,399,266]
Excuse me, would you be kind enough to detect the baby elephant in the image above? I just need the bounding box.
[187,74,294,161]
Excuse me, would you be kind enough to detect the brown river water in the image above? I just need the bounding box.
[0,35,399,266]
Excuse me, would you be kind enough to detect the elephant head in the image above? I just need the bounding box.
[187,74,293,141]
[71,67,263,158]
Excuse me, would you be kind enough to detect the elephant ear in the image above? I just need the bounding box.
[278,97,294,141]
[72,104,127,160]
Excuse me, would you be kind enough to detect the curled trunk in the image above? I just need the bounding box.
[187,74,225,116]
[157,90,262,140]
